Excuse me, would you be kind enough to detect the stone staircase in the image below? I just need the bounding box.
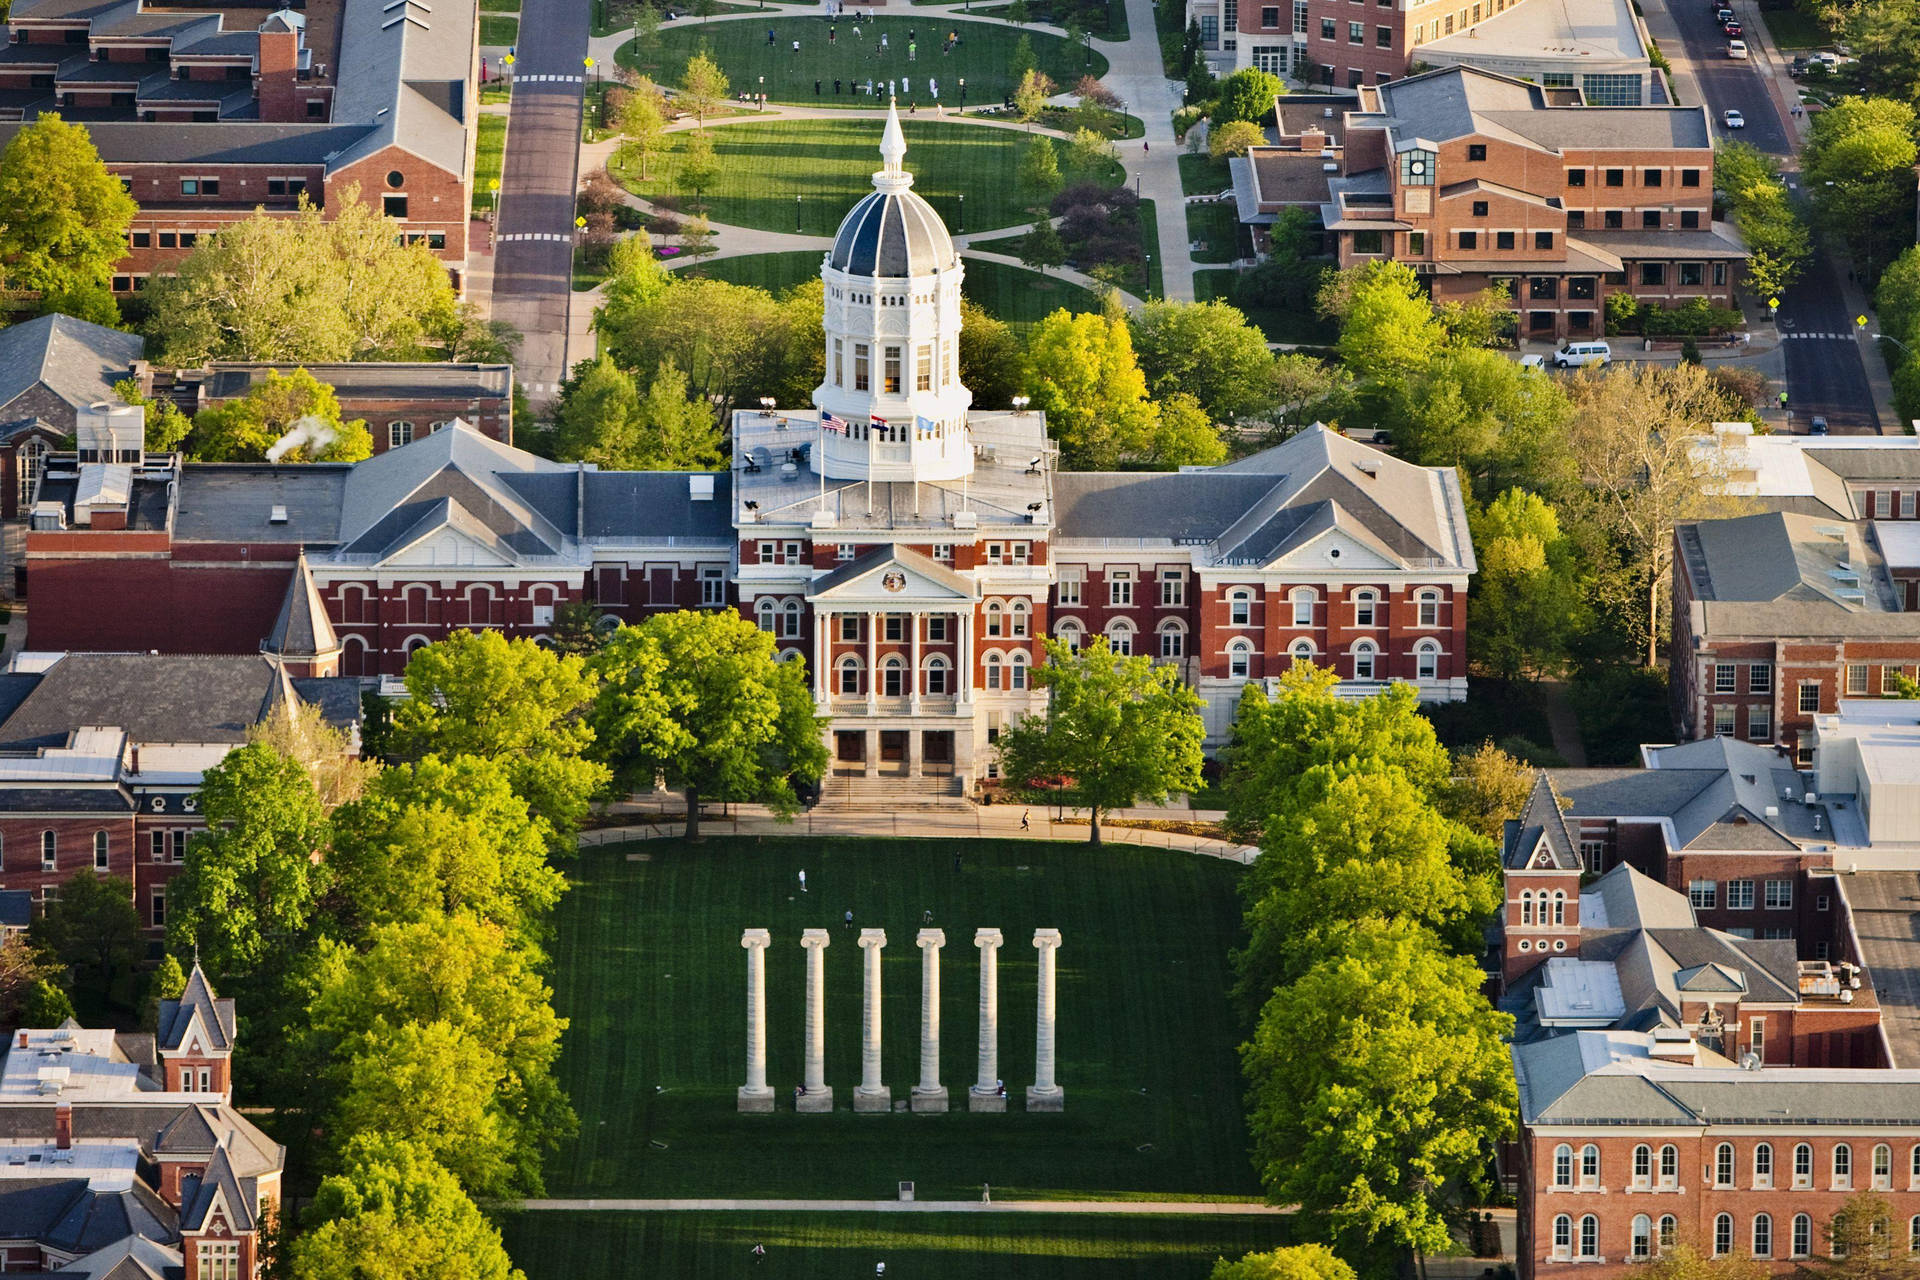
[814,773,970,811]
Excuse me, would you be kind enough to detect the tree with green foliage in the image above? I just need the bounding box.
[675,129,721,205]
[1840,0,1920,107]
[1389,348,1573,500]
[29,874,144,1016]
[1630,1240,1768,1280]
[1438,740,1539,842]
[1715,142,1808,301]
[1805,1192,1920,1280]
[1210,67,1284,125]
[994,637,1205,844]
[1018,134,1063,208]
[613,74,668,180]
[1329,260,1449,389]
[1019,216,1067,273]
[1877,245,1920,425]
[1,934,62,1027]
[1014,68,1055,125]
[1242,920,1516,1267]
[148,952,187,1027]
[1010,33,1038,86]
[1209,118,1266,158]
[0,113,139,301]
[1023,305,1160,468]
[1148,390,1228,467]
[335,1020,518,1196]
[188,368,373,463]
[1007,0,1032,22]
[1469,488,1584,681]
[679,52,728,123]
[596,231,673,342]
[292,1136,524,1280]
[145,189,458,365]
[305,913,574,1196]
[587,610,826,839]
[168,743,330,978]
[1066,126,1116,176]
[392,629,607,844]
[114,377,193,454]
[22,978,73,1026]
[553,354,723,471]
[550,602,611,658]
[1802,96,1919,285]
[958,299,1023,408]
[597,271,817,421]
[1129,298,1277,422]
[1212,1244,1359,1280]
[1261,353,1345,441]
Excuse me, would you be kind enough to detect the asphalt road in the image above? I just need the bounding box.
[490,0,590,402]
[1655,0,1880,431]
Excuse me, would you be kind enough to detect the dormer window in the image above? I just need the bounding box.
[1399,147,1434,187]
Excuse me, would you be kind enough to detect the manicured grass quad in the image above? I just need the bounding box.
[500,1211,1292,1279]
[541,838,1257,1201]
[686,251,1102,325]
[620,16,1105,108]
[626,118,1116,236]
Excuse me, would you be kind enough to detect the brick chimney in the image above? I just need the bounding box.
[54,1101,72,1150]
[15,1030,25,1049]
[256,27,300,123]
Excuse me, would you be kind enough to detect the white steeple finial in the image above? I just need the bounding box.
[877,96,909,187]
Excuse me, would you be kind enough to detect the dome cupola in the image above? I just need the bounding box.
[828,104,959,278]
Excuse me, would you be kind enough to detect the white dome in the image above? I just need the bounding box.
[828,187,958,278]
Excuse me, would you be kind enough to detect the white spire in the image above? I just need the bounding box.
[878,96,909,185]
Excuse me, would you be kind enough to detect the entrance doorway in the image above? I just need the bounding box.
[878,730,909,775]
[834,730,865,776]
[921,731,954,776]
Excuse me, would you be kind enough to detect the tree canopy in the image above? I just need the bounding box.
[187,368,374,463]
[1129,299,1277,423]
[553,354,725,471]
[30,873,144,1019]
[1212,1244,1360,1280]
[292,1136,525,1280]
[1211,68,1284,124]
[1022,305,1164,468]
[0,114,138,303]
[1467,487,1584,681]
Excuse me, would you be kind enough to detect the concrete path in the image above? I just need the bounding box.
[1106,0,1190,298]
[1537,679,1589,768]
[513,1196,1287,1213]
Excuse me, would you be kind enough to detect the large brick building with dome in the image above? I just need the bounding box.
[21,103,1478,793]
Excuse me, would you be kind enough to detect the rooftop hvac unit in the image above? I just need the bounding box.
[269,505,288,524]
[688,474,715,501]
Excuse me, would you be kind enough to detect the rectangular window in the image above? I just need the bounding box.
[1109,571,1134,606]
[1748,662,1772,695]
[1640,262,1666,286]
[1530,276,1558,300]
[1295,0,1309,31]
[1749,704,1771,741]
[1848,663,1870,695]
[854,344,870,391]
[840,615,861,642]
[1321,17,1335,38]
[933,544,954,563]
[1496,231,1516,250]
[1348,19,1363,41]
[1681,263,1704,286]
[1728,879,1755,910]
[1800,682,1821,714]
[382,193,407,219]
[151,831,167,862]
[151,888,166,928]
[1644,168,1663,188]
[130,230,151,248]
[1681,210,1701,229]
[1905,492,1917,518]
[885,614,904,642]
[1715,663,1736,693]
[1459,230,1478,249]
[1690,880,1717,910]
[1468,143,1487,161]
[1765,879,1792,910]
[1262,5,1279,23]
[1409,231,1427,254]
[180,178,199,195]
[388,421,414,448]
[1642,210,1663,230]
[1605,168,1624,187]
[833,338,844,387]
[700,567,725,606]
[1534,230,1553,250]
[1352,230,1383,254]
[1604,210,1624,229]
[1714,703,1736,736]
[1375,24,1391,44]
[1567,168,1587,187]
[916,345,932,392]
[837,543,855,561]
[158,231,178,249]
[1471,200,1489,217]
[1203,13,1220,40]
[1057,572,1082,606]
[1160,571,1184,607]
[883,347,901,394]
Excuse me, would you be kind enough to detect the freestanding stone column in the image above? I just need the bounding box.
[737,928,774,1113]
[855,928,891,1112]
[912,928,948,1112]
[797,929,833,1113]
[968,927,1005,1112]
[1027,928,1064,1112]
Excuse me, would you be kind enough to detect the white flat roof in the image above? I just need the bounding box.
[0,1139,141,1191]
[1419,0,1647,63]
[1536,957,1628,1023]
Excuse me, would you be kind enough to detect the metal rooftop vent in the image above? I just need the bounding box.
[269,505,288,524]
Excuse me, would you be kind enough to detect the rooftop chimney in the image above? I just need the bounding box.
[54,1101,71,1150]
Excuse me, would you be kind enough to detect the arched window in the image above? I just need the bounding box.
[340,584,370,624]
[1353,589,1378,627]
[17,436,46,507]
[1009,651,1029,690]
[1009,600,1030,638]
[1754,1214,1773,1259]
[468,584,498,626]
[1416,589,1441,627]
[1228,639,1253,680]
[1793,1214,1813,1259]
[1553,1144,1574,1188]
[1580,1144,1600,1188]
[1158,620,1186,660]
[882,656,905,698]
[1909,1216,1920,1255]
[1416,639,1440,680]
[1632,1145,1652,1188]
[925,655,950,696]
[1631,1215,1653,1260]
[756,599,778,633]
[778,647,804,665]
[1659,1216,1678,1254]
[783,599,803,638]
[402,634,432,657]
[1055,619,1084,653]
[1353,640,1378,681]
[1291,588,1316,626]
[1660,1145,1679,1188]
[1580,1216,1599,1259]
[1552,1216,1573,1261]
[1794,1143,1813,1188]
[91,830,107,870]
[1836,1143,1854,1189]
[837,656,862,696]
[1229,588,1253,627]
[1874,1144,1893,1190]
[1106,620,1134,657]
[1552,890,1566,926]
[1716,1143,1735,1187]
[1755,1143,1774,1188]
[985,653,1003,690]
[342,635,370,678]
[1714,1214,1733,1257]
[1911,1145,1920,1187]
[1289,640,1315,667]
[1520,890,1534,927]
[986,601,1005,638]
[388,420,415,449]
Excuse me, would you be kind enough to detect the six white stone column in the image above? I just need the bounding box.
[797,928,833,1112]
[1026,928,1065,1112]
[855,928,892,1112]
[968,927,1006,1112]
[912,928,948,1112]
[737,928,774,1113]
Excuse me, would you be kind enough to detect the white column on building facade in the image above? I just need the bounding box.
[866,610,878,712]
[737,928,775,1112]
[968,927,1005,1112]
[910,609,922,715]
[814,609,832,705]
[1026,928,1064,1112]
[912,928,948,1111]
[797,928,833,1112]
[855,928,892,1112]
[956,609,973,707]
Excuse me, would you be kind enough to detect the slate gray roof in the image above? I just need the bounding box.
[1679,510,1918,637]
[1580,223,1749,259]
[51,1234,180,1280]
[261,553,339,661]
[177,1144,253,1235]
[1050,472,1279,542]
[0,1104,278,1178]
[156,964,233,1055]
[173,465,347,544]
[0,1177,177,1256]
[0,787,135,813]
[1804,447,1920,482]
[0,121,379,166]
[570,472,737,541]
[1584,863,1698,931]
[327,0,474,176]
[1503,771,1581,870]
[1362,65,1711,151]
[333,420,570,554]
[204,362,512,403]
[0,314,144,417]
[0,654,299,750]
[1839,871,1920,1068]
[1548,739,1809,851]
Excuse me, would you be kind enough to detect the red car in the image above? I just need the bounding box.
[1723,19,1743,35]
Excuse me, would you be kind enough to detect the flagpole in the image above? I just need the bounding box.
[818,404,826,512]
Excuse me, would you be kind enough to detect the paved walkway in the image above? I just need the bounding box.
[514,1196,1286,1213]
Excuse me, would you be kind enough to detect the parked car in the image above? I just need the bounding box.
[1723,108,1746,128]
[1519,353,1547,370]
[1714,6,1733,19]
[1723,19,1744,36]
[1728,39,1749,57]
[1809,416,1830,435]
[1790,54,1811,75]
[1552,341,1613,368]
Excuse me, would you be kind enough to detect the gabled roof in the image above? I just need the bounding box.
[52,1233,181,1280]
[806,545,977,604]
[1358,65,1711,152]
[1504,771,1580,871]
[156,964,233,1056]
[178,1144,253,1236]
[0,655,297,750]
[332,421,573,559]
[261,552,339,661]
[0,1176,178,1256]
[0,314,144,417]
[328,0,474,176]
[1581,863,1696,930]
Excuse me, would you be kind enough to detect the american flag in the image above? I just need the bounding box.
[821,412,849,434]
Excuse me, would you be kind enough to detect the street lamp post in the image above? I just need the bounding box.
[957,192,964,233]
[1874,332,1914,357]
[796,194,803,232]
[958,77,965,109]
[760,74,766,109]
[584,56,598,129]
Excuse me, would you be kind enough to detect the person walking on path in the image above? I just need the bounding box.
[982,1183,992,1203]
[1020,809,1031,831]
[798,868,808,893]
[752,1243,767,1263]
[909,40,917,60]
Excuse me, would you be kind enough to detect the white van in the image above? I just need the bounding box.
[1727,39,1749,57]
[1552,340,1613,368]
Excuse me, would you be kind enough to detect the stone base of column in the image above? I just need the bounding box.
[854,1086,893,1113]
[911,1085,949,1113]
[796,1087,835,1113]
[1025,1085,1065,1112]
[737,1086,775,1113]
[967,1086,1007,1113]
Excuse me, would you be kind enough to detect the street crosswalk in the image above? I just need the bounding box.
[513,72,585,82]
[497,232,574,242]
[1782,331,1858,340]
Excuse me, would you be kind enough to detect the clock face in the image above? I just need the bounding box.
[1410,160,1426,175]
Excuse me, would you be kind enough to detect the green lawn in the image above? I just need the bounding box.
[541,839,1256,1200]
[480,0,521,12]
[1186,200,1240,264]
[480,12,519,44]
[676,250,1101,324]
[473,114,507,216]
[620,119,1107,236]
[1193,269,1336,345]
[1759,3,1827,48]
[618,17,1105,108]
[1178,151,1230,197]
[1137,198,1163,299]
[500,1212,1292,1280]
[678,249,826,293]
